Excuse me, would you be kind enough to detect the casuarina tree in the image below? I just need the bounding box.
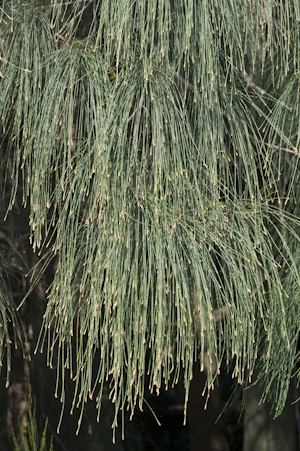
[1,0,300,446]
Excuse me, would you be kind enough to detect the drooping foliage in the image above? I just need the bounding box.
[0,230,24,388]
[1,0,300,433]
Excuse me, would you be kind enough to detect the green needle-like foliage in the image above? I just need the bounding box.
[0,230,24,387]
[12,394,53,451]
[1,0,300,434]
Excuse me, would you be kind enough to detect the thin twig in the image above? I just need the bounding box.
[248,134,298,155]
[240,70,266,96]
[34,1,78,9]
[0,7,13,20]
[127,108,137,124]
[270,143,298,155]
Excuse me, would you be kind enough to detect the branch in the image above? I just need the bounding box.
[240,70,266,96]
[34,1,78,9]
[0,7,13,21]
[249,134,298,155]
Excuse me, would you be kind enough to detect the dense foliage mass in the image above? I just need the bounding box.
[1,0,300,434]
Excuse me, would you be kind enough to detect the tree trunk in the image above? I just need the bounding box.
[243,373,298,451]
[188,360,229,451]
